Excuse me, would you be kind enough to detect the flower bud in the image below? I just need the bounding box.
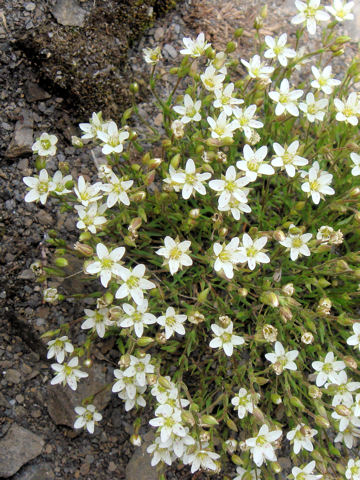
[260,291,279,307]
[137,337,154,347]
[181,410,195,426]
[171,120,184,139]
[147,374,157,386]
[314,415,330,429]
[282,283,294,296]
[84,358,93,368]
[158,376,173,389]
[201,415,219,426]
[199,430,211,442]
[270,462,281,474]
[344,355,357,369]
[271,393,282,405]
[335,404,351,417]
[317,297,332,315]
[226,417,238,432]
[273,230,285,242]
[225,438,237,453]
[301,332,314,344]
[219,227,228,236]
[109,306,122,321]
[234,28,243,38]
[290,396,305,410]
[188,311,205,324]
[55,257,68,267]
[119,354,131,368]
[225,41,236,54]
[130,434,142,446]
[189,208,200,219]
[218,315,231,328]
[311,449,324,463]
[74,242,94,256]
[129,82,139,94]
[231,454,244,465]
[238,288,248,297]
[252,407,265,423]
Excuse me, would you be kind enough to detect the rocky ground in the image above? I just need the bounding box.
[0,0,359,479]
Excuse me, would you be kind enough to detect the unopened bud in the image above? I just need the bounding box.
[271,393,282,405]
[225,438,237,453]
[260,291,279,307]
[201,414,219,426]
[181,410,195,426]
[55,257,68,267]
[270,462,281,474]
[282,283,294,296]
[84,358,93,368]
[119,354,131,368]
[132,191,146,202]
[189,208,200,219]
[273,230,286,242]
[137,337,154,347]
[71,136,83,147]
[225,41,236,53]
[158,376,173,389]
[231,454,244,465]
[226,418,238,432]
[238,288,248,297]
[234,28,243,38]
[335,404,351,417]
[252,407,265,423]
[344,355,357,369]
[219,227,228,236]
[130,434,142,446]
[314,415,330,429]
[129,82,139,94]
[290,396,305,410]
[74,242,94,256]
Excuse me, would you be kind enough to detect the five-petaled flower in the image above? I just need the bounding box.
[85,243,126,288]
[156,236,193,275]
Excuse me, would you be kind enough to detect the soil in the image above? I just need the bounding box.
[0,0,358,479]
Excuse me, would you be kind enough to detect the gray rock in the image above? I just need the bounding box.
[24,82,51,103]
[4,369,21,384]
[126,432,159,480]
[163,43,177,59]
[51,0,87,27]
[5,111,33,159]
[46,362,111,428]
[14,462,55,480]
[18,269,35,280]
[0,392,9,407]
[0,423,44,478]
[344,3,360,42]
[24,2,36,11]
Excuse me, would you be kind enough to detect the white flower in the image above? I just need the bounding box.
[265,341,299,374]
[207,111,240,139]
[332,404,360,433]
[329,370,360,406]
[334,92,360,126]
[101,171,133,207]
[85,243,126,288]
[213,237,242,279]
[241,55,274,83]
[81,307,113,338]
[32,132,58,157]
[213,83,244,116]
[311,65,341,95]
[209,321,244,356]
[149,404,186,443]
[264,33,296,67]
[201,65,225,92]
[173,94,201,123]
[312,351,346,386]
[73,176,102,207]
[183,442,220,473]
[74,404,102,434]
[150,377,178,404]
[143,46,162,64]
[43,287,60,304]
[245,425,282,467]
[231,388,260,419]
[271,140,308,177]
[79,112,107,140]
[52,171,72,195]
[326,0,354,21]
[286,424,317,454]
[301,161,335,204]
[112,369,138,399]
[123,353,154,387]
[218,193,251,220]
[291,461,323,480]
[316,225,334,242]
[171,119,185,138]
[75,202,107,234]
[279,224,312,261]
[118,300,156,338]
[233,104,263,139]
[180,32,211,57]
[115,264,156,305]
[170,158,211,200]
[236,144,274,182]
[234,467,261,480]
[97,121,130,155]
[209,165,251,208]
[350,153,360,176]
[237,233,270,270]
[51,356,88,390]
[347,323,360,351]
[156,306,187,339]
[346,458,360,480]
[47,336,74,364]
[269,78,303,117]
[23,169,55,205]
[156,236,192,275]
[299,93,329,122]
[147,437,175,466]
[291,0,330,35]
[335,425,360,448]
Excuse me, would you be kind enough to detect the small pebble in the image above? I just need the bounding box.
[24,2,36,11]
